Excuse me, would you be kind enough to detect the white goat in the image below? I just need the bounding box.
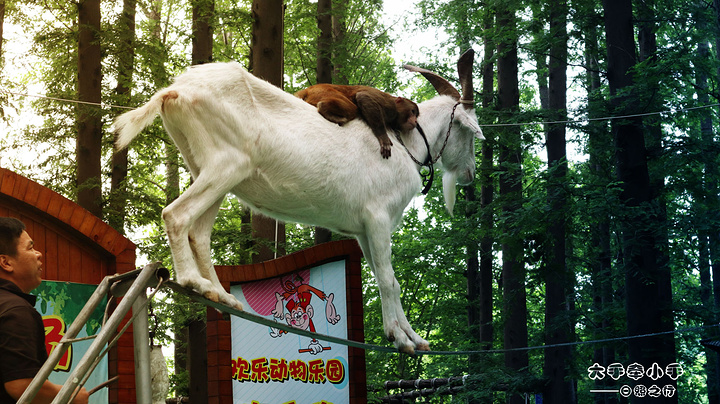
[114,50,482,354]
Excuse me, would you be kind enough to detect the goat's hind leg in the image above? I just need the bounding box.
[163,161,251,303]
[188,197,243,310]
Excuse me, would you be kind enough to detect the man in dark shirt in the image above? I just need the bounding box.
[0,217,88,404]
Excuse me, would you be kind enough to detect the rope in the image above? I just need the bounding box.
[418,323,720,356]
[2,88,717,127]
[478,103,720,128]
[163,280,398,354]
[164,279,719,356]
[0,89,134,110]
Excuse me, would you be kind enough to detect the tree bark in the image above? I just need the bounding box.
[109,0,136,234]
[250,0,286,262]
[191,0,214,65]
[706,1,720,401]
[697,12,720,401]
[468,14,495,393]
[76,0,103,218]
[478,9,495,353]
[603,1,677,402]
[496,3,527,403]
[0,0,5,64]
[313,0,333,245]
[544,0,573,401]
[316,0,332,84]
[583,8,617,402]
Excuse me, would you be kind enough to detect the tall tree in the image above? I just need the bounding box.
[580,4,618,402]
[192,0,214,65]
[477,6,495,354]
[76,0,103,217]
[697,31,720,402]
[0,0,5,65]
[250,0,286,262]
[496,1,527,402]
[109,0,136,234]
[603,1,677,402]
[314,0,333,245]
[702,1,720,400]
[316,0,332,85]
[543,0,574,402]
[185,1,215,401]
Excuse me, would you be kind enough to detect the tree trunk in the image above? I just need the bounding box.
[496,3,527,403]
[478,8,495,354]
[191,0,214,65]
[316,0,332,84]
[698,16,720,401]
[603,1,677,402]
[0,0,5,64]
[707,1,720,401]
[468,14,496,396]
[187,317,208,402]
[184,4,215,402]
[544,0,574,402]
[313,0,333,244]
[109,0,136,234]
[581,7,618,402]
[250,0,286,263]
[76,0,103,218]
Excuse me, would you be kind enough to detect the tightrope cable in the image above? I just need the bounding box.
[478,103,720,128]
[0,89,134,110]
[165,280,720,356]
[2,87,718,127]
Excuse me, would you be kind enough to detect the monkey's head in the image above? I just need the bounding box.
[285,303,314,330]
[395,97,419,133]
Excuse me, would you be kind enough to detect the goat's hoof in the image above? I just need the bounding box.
[398,345,416,356]
[222,295,243,311]
[416,341,430,351]
[202,289,220,303]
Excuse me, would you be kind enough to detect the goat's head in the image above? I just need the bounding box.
[405,49,484,215]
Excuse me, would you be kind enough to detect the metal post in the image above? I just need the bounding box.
[49,262,162,404]
[17,276,111,404]
[133,291,152,404]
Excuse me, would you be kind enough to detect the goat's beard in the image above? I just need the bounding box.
[443,171,458,216]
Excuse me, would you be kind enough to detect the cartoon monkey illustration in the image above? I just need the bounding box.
[269,280,340,354]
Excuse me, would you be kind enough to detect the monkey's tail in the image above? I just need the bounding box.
[113,90,177,151]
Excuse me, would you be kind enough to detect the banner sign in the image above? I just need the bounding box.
[34,281,108,404]
[230,259,349,404]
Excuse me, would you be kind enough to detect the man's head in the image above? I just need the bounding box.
[0,217,43,293]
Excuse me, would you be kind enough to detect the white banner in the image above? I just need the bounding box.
[230,260,349,404]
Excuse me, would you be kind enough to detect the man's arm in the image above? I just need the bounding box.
[4,378,89,404]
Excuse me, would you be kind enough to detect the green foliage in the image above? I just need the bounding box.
[3,0,720,402]
[33,282,106,336]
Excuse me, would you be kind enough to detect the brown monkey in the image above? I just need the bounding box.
[295,84,419,158]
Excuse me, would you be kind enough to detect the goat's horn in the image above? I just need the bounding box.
[403,64,461,100]
[457,49,475,109]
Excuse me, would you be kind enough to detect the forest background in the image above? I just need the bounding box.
[1,0,720,403]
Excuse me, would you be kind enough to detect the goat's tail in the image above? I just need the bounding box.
[114,90,178,150]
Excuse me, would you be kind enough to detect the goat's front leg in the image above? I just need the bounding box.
[188,197,243,310]
[357,228,429,354]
